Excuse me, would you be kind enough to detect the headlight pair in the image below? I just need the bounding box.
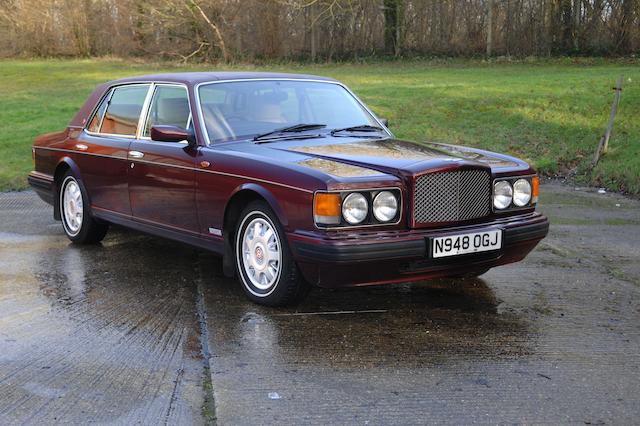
[493,176,539,210]
[315,189,401,227]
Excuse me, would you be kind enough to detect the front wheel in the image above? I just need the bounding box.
[59,172,109,244]
[235,201,309,306]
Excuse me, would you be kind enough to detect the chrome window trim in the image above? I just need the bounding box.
[312,187,403,230]
[95,88,114,132]
[194,78,394,147]
[83,82,162,139]
[135,84,156,139]
[84,131,138,140]
[139,83,193,141]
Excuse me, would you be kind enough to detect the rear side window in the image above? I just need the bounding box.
[99,85,150,136]
[143,85,191,137]
[87,91,111,133]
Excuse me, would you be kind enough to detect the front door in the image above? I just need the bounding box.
[128,84,199,234]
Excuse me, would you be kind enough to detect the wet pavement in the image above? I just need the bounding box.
[1,183,639,424]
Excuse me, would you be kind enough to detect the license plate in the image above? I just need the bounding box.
[432,229,502,258]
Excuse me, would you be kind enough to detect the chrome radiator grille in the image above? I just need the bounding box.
[413,169,492,223]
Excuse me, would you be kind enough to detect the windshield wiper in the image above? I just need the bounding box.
[253,123,327,142]
[330,124,384,136]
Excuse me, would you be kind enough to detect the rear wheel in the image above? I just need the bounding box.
[235,201,309,306]
[59,172,108,243]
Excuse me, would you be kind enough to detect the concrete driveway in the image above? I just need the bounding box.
[1,183,639,424]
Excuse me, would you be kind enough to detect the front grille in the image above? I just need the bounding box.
[413,169,491,224]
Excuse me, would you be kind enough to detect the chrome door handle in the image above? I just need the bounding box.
[75,144,88,151]
[129,151,144,159]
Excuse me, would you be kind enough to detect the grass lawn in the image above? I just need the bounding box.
[1,58,638,193]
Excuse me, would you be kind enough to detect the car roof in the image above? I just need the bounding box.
[68,71,341,128]
[108,71,338,86]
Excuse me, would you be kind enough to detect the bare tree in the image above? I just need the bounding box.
[0,0,638,60]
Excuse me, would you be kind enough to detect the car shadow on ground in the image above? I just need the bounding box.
[197,249,532,367]
[23,223,532,372]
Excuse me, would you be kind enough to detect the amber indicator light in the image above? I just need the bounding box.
[532,176,539,197]
[314,193,341,217]
[532,175,540,202]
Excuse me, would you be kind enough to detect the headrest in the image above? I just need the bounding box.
[157,97,190,127]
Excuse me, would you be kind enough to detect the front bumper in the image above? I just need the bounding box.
[289,212,549,287]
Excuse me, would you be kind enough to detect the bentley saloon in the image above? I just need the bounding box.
[29,72,549,306]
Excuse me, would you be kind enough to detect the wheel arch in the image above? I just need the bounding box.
[53,157,81,220]
[221,183,289,278]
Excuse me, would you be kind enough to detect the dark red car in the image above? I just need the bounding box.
[29,72,548,306]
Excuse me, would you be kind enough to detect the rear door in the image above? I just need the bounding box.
[127,84,199,233]
[77,83,151,215]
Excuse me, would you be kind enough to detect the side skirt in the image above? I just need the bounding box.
[92,207,225,256]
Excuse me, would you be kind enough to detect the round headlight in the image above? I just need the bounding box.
[513,179,532,207]
[342,193,368,224]
[493,181,513,210]
[373,191,398,222]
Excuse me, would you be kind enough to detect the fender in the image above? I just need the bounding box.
[52,156,83,220]
[228,182,289,228]
[221,182,290,278]
[55,156,82,179]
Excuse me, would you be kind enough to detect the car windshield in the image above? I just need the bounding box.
[198,80,381,143]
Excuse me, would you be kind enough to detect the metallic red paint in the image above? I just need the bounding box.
[29,72,548,289]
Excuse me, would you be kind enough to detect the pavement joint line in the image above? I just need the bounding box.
[194,253,217,425]
[273,309,388,316]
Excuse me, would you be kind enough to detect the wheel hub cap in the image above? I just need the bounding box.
[241,217,281,291]
[62,180,83,234]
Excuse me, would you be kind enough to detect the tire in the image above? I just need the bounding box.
[59,171,109,244]
[234,200,309,306]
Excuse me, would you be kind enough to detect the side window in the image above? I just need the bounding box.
[100,85,150,136]
[143,85,191,137]
[87,90,112,133]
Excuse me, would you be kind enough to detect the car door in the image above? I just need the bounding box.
[127,83,199,233]
[77,83,151,215]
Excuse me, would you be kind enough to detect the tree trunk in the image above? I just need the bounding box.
[383,0,401,55]
[560,0,574,53]
[310,3,317,61]
[486,0,494,56]
[616,0,635,53]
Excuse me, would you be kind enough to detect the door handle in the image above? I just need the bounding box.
[75,144,88,151]
[129,151,144,159]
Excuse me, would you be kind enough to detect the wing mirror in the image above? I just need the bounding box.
[380,118,389,127]
[150,125,196,147]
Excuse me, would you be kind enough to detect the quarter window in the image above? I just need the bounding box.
[87,90,111,133]
[143,85,191,137]
[99,85,150,136]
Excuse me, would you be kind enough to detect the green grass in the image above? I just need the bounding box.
[1,58,639,193]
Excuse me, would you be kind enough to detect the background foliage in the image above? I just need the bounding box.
[1,58,638,193]
[0,1,638,61]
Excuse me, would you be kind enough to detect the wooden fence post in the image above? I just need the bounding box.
[593,75,624,166]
